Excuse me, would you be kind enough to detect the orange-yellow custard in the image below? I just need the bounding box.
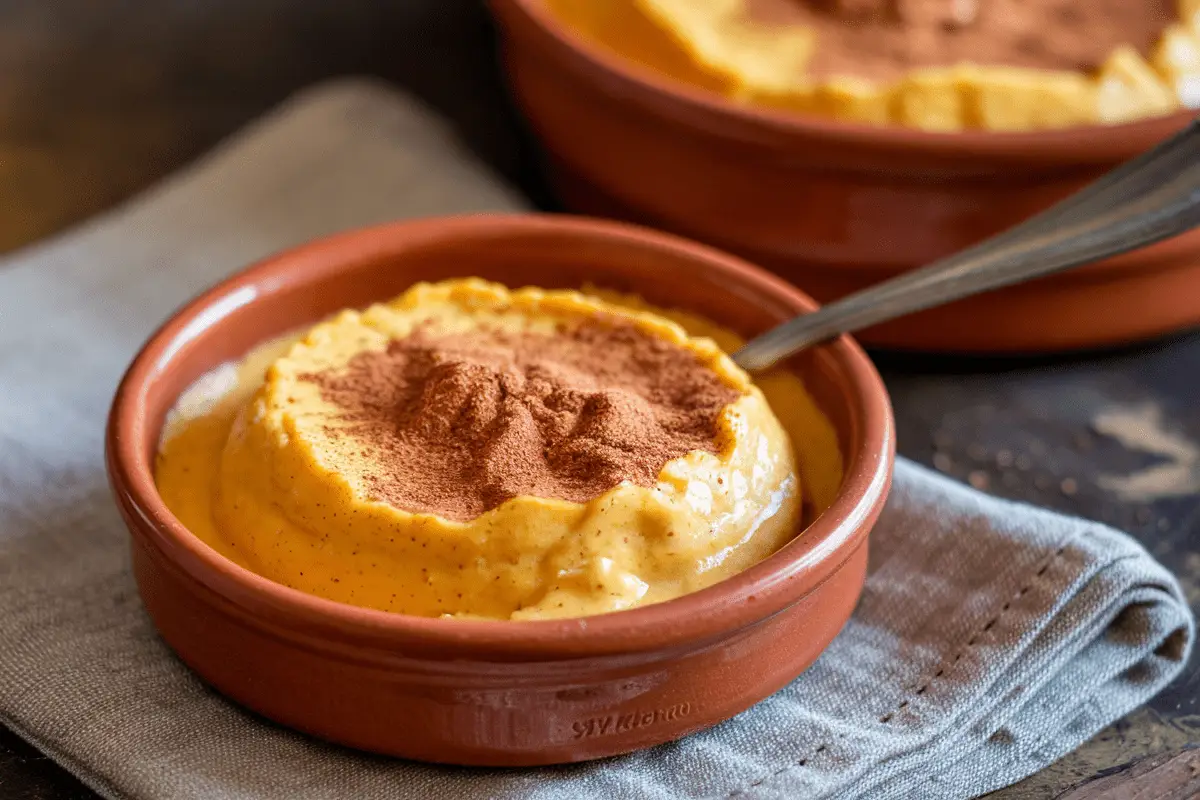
[155,280,843,620]
[550,0,1199,130]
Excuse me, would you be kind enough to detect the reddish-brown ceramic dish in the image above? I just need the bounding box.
[488,0,1200,353]
[107,214,894,766]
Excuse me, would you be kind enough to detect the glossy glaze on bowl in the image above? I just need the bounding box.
[489,0,1200,353]
[107,214,894,765]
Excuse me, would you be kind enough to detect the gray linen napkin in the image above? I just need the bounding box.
[0,79,1193,800]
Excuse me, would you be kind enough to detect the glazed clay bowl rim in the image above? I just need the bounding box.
[107,213,894,661]
[491,0,1193,165]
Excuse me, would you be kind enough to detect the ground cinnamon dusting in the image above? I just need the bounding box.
[302,321,742,521]
[746,0,1172,81]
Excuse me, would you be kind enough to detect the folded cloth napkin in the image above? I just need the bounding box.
[0,79,1192,800]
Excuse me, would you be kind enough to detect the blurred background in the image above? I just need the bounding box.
[0,0,539,254]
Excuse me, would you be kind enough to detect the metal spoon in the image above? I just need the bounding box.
[733,120,1200,372]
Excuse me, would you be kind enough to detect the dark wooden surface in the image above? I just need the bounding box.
[1056,747,1200,799]
[1,1,1196,798]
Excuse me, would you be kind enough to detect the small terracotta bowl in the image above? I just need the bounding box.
[107,214,894,766]
[488,0,1200,353]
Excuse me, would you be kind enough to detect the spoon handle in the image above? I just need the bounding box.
[733,120,1200,371]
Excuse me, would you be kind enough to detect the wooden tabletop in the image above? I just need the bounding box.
[2,1,1196,798]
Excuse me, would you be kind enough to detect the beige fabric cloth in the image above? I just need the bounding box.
[0,80,1192,800]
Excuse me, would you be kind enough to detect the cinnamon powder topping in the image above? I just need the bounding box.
[748,0,1172,81]
[302,321,742,521]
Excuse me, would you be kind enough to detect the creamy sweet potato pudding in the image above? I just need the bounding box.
[551,0,1198,130]
[155,279,843,620]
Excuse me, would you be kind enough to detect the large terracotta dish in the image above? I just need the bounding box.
[488,0,1200,353]
[107,214,893,766]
